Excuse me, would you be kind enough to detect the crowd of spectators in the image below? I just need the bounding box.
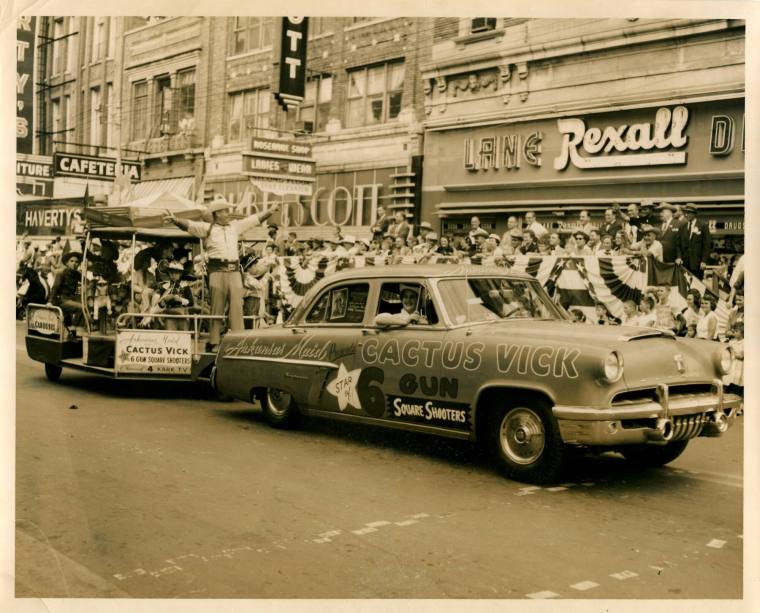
[15,200,744,389]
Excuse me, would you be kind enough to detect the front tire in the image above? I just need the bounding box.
[44,363,62,382]
[262,388,300,429]
[620,440,689,467]
[487,398,566,484]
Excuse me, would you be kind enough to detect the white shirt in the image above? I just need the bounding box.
[630,239,663,262]
[186,216,262,260]
[527,221,548,239]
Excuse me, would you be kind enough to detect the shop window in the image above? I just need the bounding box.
[227,88,271,143]
[132,81,148,140]
[470,18,497,33]
[176,69,196,133]
[346,61,404,128]
[230,17,274,55]
[51,18,67,76]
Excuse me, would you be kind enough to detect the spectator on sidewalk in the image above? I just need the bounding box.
[679,204,711,279]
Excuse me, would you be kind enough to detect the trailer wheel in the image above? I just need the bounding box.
[45,364,62,382]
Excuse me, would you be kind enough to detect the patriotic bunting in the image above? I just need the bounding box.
[269,254,730,328]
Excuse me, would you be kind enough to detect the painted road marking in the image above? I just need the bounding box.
[546,486,568,492]
[366,521,391,528]
[570,581,599,591]
[610,570,639,580]
[527,590,559,599]
[707,539,727,549]
[352,527,378,535]
[412,513,430,519]
[395,519,418,526]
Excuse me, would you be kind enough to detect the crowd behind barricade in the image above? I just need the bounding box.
[16,199,743,389]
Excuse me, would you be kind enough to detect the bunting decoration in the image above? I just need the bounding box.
[268,254,731,328]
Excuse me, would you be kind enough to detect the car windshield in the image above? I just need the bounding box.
[437,277,564,325]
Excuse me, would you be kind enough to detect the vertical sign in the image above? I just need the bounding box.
[274,17,309,111]
[17,16,36,154]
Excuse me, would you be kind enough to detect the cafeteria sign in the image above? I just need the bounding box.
[115,330,192,375]
[54,152,142,182]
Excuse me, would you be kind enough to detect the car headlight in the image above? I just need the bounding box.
[603,351,624,383]
[718,346,734,375]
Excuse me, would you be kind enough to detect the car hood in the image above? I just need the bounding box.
[461,320,675,346]
[458,320,722,386]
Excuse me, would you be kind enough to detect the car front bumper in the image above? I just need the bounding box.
[552,379,742,446]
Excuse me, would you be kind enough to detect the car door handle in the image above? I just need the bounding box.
[291,328,306,335]
[362,329,379,336]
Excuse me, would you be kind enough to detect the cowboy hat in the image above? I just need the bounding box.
[509,229,524,240]
[419,221,433,231]
[488,233,501,243]
[641,224,660,237]
[656,201,675,211]
[207,194,234,214]
[683,203,698,214]
[61,250,83,264]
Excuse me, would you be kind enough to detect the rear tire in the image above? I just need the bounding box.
[486,397,566,484]
[620,440,689,467]
[262,388,300,429]
[44,363,62,382]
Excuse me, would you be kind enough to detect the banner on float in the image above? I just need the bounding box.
[115,330,193,375]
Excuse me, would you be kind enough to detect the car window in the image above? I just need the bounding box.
[376,282,439,325]
[304,283,370,324]
[438,277,562,325]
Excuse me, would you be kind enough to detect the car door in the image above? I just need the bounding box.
[351,280,471,433]
[289,280,373,415]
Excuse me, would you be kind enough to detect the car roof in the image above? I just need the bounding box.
[319,264,532,283]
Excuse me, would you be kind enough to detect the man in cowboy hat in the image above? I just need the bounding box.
[502,228,523,256]
[49,247,84,331]
[657,201,682,264]
[152,261,195,331]
[165,194,278,352]
[628,225,663,262]
[376,284,429,326]
[678,203,711,279]
[416,221,434,245]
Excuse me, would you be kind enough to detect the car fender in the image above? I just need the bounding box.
[471,379,557,439]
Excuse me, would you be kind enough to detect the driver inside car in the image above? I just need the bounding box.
[376,284,429,326]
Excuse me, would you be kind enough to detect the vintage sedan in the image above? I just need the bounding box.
[213,265,740,483]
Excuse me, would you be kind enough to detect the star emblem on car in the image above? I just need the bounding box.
[326,363,362,411]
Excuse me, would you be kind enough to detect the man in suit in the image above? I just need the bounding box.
[599,206,623,239]
[657,202,682,264]
[679,203,711,279]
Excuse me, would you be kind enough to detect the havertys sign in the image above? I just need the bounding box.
[54,152,142,182]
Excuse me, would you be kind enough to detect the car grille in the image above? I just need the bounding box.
[670,413,709,441]
[612,383,714,406]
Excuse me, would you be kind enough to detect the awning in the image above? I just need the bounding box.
[130,177,195,200]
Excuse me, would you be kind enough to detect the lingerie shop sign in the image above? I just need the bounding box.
[553,106,689,170]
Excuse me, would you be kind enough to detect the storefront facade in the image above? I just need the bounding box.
[419,18,745,250]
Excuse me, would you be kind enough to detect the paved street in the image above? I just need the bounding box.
[15,323,743,599]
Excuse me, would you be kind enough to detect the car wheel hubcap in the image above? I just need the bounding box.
[500,408,545,465]
[267,389,291,417]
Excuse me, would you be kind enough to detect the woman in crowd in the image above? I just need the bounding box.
[680,289,701,332]
[636,295,657,327]
[696,296,718,340]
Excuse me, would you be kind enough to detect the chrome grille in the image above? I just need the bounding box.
[671,414,708,441]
